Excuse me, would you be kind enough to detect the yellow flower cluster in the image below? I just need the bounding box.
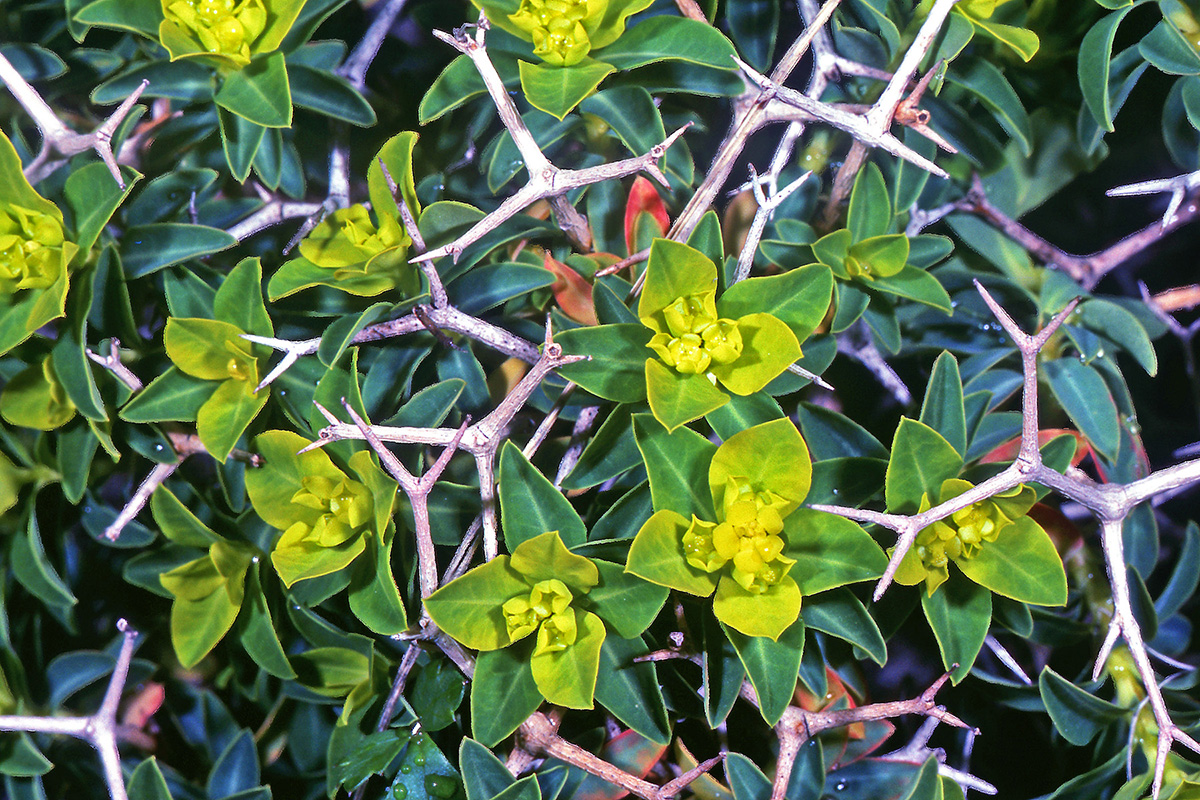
[501,578,578,655]
[647,294,744,375]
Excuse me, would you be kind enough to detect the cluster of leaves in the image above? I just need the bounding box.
[1,1,1200,800]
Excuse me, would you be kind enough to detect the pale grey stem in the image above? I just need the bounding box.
[665,0,845,246]
[1108,169,1200,229]
[338,0,412,91]
[984,635,1031,685]
[837,322,913,406]
[87,339,143,392]
[0,51,147,188]
[555,401,600,490]
[104,461,180,542]
[0,621,138,800]
[226,201,322,241]
[245,304,542,391]
[733,166,810,284]
[865,0,960,132]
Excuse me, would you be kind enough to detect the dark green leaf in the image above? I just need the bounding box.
[214,52,293,128]
[921,576,990,683]
[919,352,967,457]
[1043,358,1120,461]
[801,588,887,665]
[1038,667,1125,746]
[287,63,376,126]
[121,224,237,278]
[723,618,804,726]
[471,648,542,747]
[633,413,717,520]
[594,635,671,745]
[499,442,587,550]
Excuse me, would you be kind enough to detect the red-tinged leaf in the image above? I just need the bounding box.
[543,250,598,325]
[979,429,1091,467]
[624,176,669,255]
[575,729,668,800]
[122,681,165,729]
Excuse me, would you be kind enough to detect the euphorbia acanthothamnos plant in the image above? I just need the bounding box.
[269,133,422,300]
[128,257,273,462]
[558,238,832,431]
[426,531,609,710]
[627,418,887,640]
[158,0,304,69]
[245,430,399,595]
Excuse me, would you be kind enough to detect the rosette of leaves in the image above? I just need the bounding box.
[884,413,1068,681]
[0,132,131,358]
[626,418,887,640]
[148,485,293,675]
[245,431,398,594]
[558,238,832,432]
[885,416,1067,605]
[268,133,422,300]
[77,0,375,178]
[122,257,272,463]
[802,164,953,327]
[425,531,613,711]
[421,2,739,121]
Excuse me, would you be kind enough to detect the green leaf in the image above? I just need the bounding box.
[706,391,783,441]
[518,59,615,120]
[238,568,296,679]
[1038,667,1125,746]
[885,418,963,513]
[151,486,220,547]
[713,574,802,641]
[287,63,376,126]
[120,367,214,422]
[801,588,887,665]
[214,256,272,337]
[218,107,264,183]
[956,517,1068,605]
[530,609,605,709]
[1043,358,1120,461]
[594,634,671,744]
[588,560,668,638]
[1140,19,1200,76]
[646,359,729,432]
[722,617,804,725]
[919,352,967,457]
[62,162,137,254]
[1079,9,1135,130]
[847,162,892,241]
[710,418,811,515]
[726,0,779,71]
[710,313,801,395]
[947,58,1032,154]
[448,263,554,314]
[869,266,953,311]
[625,510,719,596]
[214,52,293,128]
[424,557,529,651]
[196,376,269,463]
[368,131,422,223]
[170,569,242,668]
[13,507,77,612]
[121,223,237,278]
[127,758,173,800]
[598,17,737,71]
[921,575,990,683]
[555,323,652,403]
[717,265,833,344]
[967,16,1040,62]
[785,510,887,595]
[579,86,691,184]
[509,531,599,591]
[726,753,771,800]
[633,413,717,519]
[51,279,105,421]
[472,647,542,746]
[639,239,718,317]
[348,534,408,636]
[317,303,391,368]
[460,738,514,800]
[1076,298,1157,376]
[73,0,161,37]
